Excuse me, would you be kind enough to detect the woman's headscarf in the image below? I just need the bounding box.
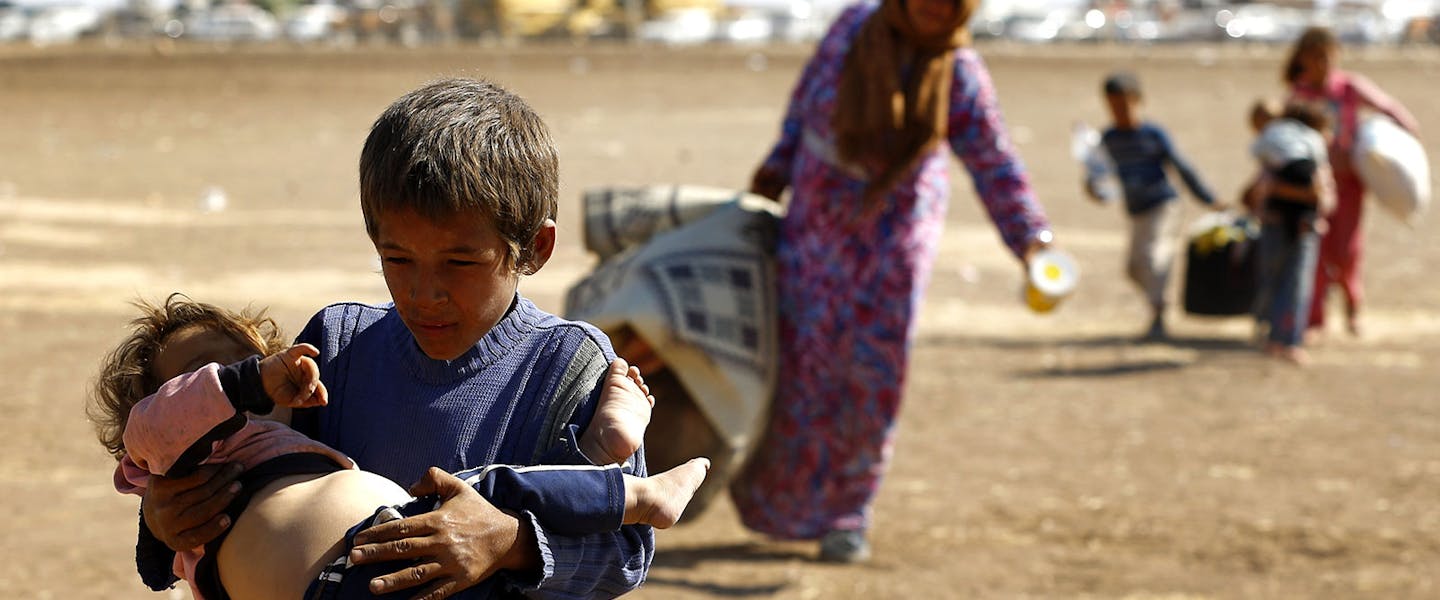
[834,0,977,203]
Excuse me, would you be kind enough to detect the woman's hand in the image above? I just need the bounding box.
[350,468,538,599]
[749,166,787,202]
[258,343,328,409]
[142,462,244,551]
[1021,230,1055,270]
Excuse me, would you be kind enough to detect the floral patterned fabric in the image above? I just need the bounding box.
[729,2,1051,540]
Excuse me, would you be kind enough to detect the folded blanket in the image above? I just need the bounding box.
[567,185,781,464]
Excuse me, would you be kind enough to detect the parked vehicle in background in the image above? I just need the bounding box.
[0,1,28,41]
[284,0,351,42]
[1214,3,1308,43]
[183,2,280,41]
[27,3,105,44]
[1006,5,1101,43]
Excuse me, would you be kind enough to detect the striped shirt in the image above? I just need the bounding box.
[1100,122,1216,215]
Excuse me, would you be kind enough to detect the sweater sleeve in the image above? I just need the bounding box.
[755,38,822,184]
[947,52,1053,258]
[503,338,654,599]
[756,6,865,183]
[1156,126,1216,205]
[136,512,179,591]
[126,363,251,592]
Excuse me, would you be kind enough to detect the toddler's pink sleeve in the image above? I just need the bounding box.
[123,364,245,477]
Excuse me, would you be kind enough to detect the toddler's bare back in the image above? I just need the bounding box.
[216,469,410,599]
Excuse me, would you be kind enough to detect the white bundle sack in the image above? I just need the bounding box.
[1353,114,1430,224]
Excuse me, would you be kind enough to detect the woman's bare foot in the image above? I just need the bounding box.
[624,458,710,528]
[580,358,654,465]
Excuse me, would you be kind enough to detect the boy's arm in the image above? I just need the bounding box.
[1157,127,1217,206]
[126,359,264,590]
[499,341,653,598]
[348,337,653,599]
[461,463,626,537]
[1242,172,1270,215]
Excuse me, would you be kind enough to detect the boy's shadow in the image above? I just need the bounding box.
[644,543,810,596]
[921,333,1256,378]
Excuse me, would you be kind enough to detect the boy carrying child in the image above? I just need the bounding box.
[1245,99,1334,365]
[134,79,659,599]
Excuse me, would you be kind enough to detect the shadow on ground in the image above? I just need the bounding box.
[645,543,808,596]
[919,333,1259,378]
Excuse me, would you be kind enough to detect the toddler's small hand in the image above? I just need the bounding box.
[260,344,328,409]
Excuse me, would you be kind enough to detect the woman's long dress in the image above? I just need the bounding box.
[729,4,1052,539]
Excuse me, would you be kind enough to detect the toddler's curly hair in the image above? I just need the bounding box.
[88,294,287,460]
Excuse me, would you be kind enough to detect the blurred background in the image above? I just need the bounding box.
[0,0,1438,48]
[2,0,1438,598]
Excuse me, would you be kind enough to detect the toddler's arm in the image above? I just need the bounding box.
[123,345,326,478]
[1242,172,1271,215]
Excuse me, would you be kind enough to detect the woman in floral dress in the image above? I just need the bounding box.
[730,0,1055,562]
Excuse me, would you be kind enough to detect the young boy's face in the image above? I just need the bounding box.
[1104,92,1137,126]
[372,207,521,361]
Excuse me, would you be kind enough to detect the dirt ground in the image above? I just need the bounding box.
[1,39,1437,599]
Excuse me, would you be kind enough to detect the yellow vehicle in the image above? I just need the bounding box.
[458,0,723,39]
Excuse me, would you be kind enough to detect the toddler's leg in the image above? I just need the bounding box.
[624,458,710,529]
[581,358,654,466]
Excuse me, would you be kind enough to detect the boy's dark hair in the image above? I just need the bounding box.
[89,294,287,460]
[1285,26,1337,84]
[359,78,559,274]
[1102,72,1141,98]
[1282,100,1331,133]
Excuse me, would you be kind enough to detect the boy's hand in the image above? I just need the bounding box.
[350,467,537,599]
[143,463,244,551]
[259,344,327,409]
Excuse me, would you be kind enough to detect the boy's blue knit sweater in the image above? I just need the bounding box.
[292,295,652,598]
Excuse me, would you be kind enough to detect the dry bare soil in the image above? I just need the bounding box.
[1,40,1437,599]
